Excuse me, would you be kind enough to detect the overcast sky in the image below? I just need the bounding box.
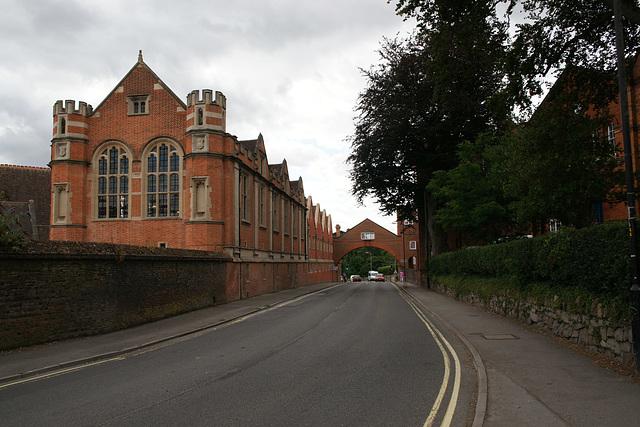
[0,0,416,233]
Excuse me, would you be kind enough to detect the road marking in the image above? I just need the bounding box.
[393,284,461,427]
[1,286,347,391]
[0,356,125,390]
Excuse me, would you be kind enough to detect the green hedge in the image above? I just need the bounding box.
[428,221,632,299]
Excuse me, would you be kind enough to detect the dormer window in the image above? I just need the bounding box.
[127,95,150,116]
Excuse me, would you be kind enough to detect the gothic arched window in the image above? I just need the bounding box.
[145,141,182,218]
[96,144,130,219]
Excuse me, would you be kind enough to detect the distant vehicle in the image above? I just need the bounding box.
[350,275,362,282]
[374,273,385,282]
[368,271,378,280]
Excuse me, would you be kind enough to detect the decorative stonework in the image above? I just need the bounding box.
[52,182,70,225]
[192,134,208,153]
[56,142,69,160]
[190,177,210,220]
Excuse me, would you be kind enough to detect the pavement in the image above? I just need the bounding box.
[2,281,640,426]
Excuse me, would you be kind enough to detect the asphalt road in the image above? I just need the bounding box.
[0,282,476,426]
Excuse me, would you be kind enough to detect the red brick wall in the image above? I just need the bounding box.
[0,247,233,351]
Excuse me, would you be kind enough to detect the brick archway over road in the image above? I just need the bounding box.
[333,218,404,264]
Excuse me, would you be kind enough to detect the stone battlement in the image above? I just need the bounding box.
[53,100,93,116]
[186,89,226,108]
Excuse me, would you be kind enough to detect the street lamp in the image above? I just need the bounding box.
[365,251,372,272]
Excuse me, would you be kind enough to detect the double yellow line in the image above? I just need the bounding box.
[393,284,461,427]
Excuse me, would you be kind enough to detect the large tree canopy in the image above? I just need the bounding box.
[509,0,640,107]
[348,2,510,255]
[348,36,442,222]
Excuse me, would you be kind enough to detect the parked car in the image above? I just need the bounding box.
[350,275,362,282]
[374,273,385,282]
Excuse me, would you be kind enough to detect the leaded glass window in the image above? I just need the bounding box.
[146,142,181,218]
[96,145,129,219]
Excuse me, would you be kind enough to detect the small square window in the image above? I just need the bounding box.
[127,95,150,116]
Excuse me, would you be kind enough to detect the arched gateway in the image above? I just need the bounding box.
[333,218,421,281]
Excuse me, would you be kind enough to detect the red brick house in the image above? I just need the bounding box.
[49,52,334,288]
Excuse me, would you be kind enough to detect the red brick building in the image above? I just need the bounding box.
[538,56,640,228]
[49,52,334,288]
[598,55,640,224]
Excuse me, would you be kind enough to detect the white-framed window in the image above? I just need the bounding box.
[144,141,182,218]
[127,95,150,116]
[409,240,417,250]
[550,219,561,232]
[361,231,375,240]
[96,144,130,219]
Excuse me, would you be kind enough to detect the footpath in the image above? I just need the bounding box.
[1,281,639,426]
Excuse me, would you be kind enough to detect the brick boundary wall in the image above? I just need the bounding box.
[0,250,234,351]
[431,282,634,365]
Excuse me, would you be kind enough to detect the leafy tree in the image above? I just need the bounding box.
[348,2,511,256]
[347,35,448,257]
[508,0,640,112]
[390,0,636,245]
[427,134,514,243]
[341,247,397,277]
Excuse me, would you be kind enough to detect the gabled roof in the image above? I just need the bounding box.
[239,134,267,158]
[92,50,187,114]
[290,177,304,196]
[269,159,289,181]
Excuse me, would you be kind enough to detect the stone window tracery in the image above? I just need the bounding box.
[96,145,130,219]
[145,141,182,218]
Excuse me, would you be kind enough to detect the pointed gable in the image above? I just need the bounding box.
[239,134,270,176]
[93,51,186,116]
[269,159,290,192]
[84,52,189,156]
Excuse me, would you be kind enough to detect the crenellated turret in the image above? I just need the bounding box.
[53,99,93,116]
[186,89,226,109]
[186,89,226,133]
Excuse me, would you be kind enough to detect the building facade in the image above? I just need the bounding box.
[49,52,334,289]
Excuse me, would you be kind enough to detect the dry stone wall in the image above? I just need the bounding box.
[432,283,634,365]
